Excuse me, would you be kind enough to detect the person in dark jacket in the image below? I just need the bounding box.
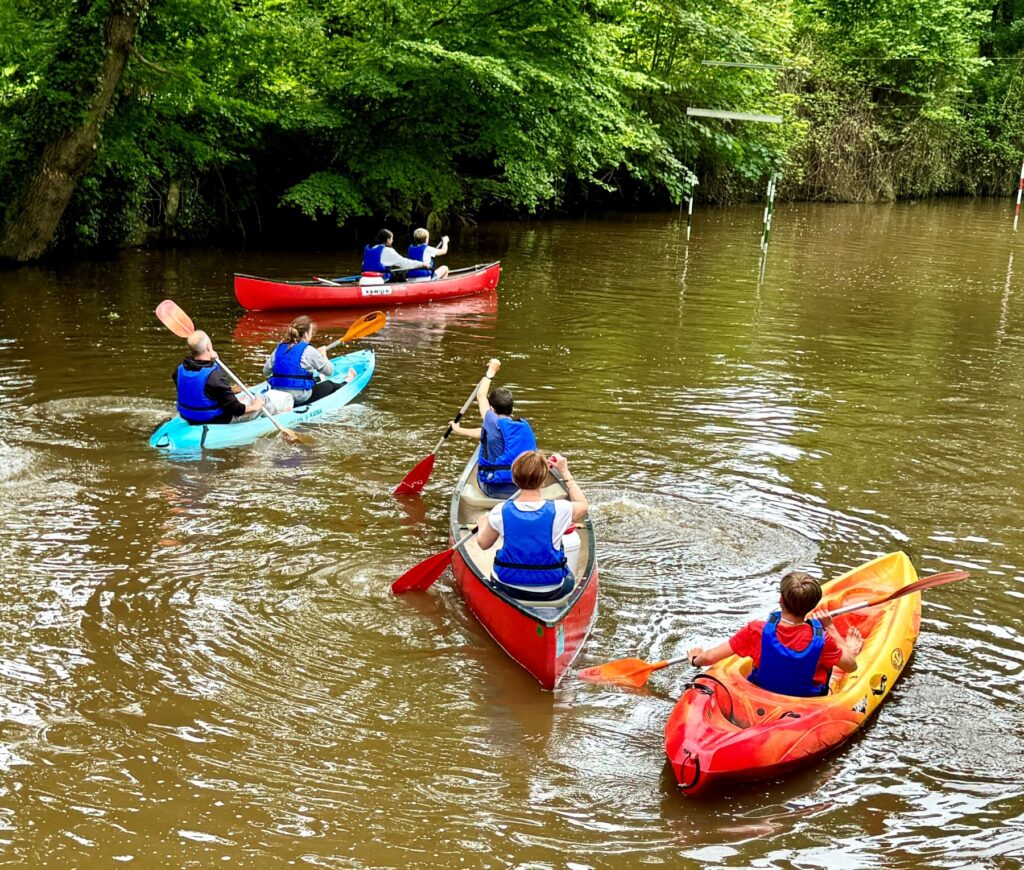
[173,330,292,425]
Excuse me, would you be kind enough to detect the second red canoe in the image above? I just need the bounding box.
[234,261,501,311]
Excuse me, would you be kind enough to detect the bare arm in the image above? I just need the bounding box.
[477,514,499,550]
[475,358,500,418]
[435,236,449,256]
[687,641,734,668]
[813,610,864,673]
[450,422,482,441]
[551,454,588,522]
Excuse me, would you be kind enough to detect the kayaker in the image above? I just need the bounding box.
[475,451,589,601]
[173,330,293,425]
[687,571,864,697]
[406,228,450,280]
[449,359,537,498]
[263,315,351,407]
[362,229,429,282]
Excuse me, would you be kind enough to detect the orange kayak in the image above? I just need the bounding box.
[665,551,922,797]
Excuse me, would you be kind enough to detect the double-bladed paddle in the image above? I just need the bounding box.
[155,299,311,445]
[578,569,971,688]
[394,368,489,496]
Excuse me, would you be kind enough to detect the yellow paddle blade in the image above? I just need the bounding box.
[155,299,195,339]
[578,657,667,688]
[341,310,387,342]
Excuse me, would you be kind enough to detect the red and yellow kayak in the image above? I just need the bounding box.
[665,551,922,797]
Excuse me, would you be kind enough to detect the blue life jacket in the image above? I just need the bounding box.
[407,243,433,279]
[362,244,391,280]
[748,612,829,697]
[268,341,315,392]
[478,417,537,488]
[176,362,222,424]
[494,500,570,588]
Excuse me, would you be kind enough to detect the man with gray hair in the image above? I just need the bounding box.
[173,330,293,425]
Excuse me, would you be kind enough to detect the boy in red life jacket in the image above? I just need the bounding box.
[688,571,864,697]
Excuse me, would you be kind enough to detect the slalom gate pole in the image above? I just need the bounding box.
[1015,158,1024,232]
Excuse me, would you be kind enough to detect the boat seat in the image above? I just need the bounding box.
[488,573,577,609]
[461,479,565,509]
[515,589,575,609]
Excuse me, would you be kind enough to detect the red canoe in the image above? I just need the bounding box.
[449,448,599,690]
[234,262,501,311]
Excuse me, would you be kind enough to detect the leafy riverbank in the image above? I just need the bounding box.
[2,0,1022,261]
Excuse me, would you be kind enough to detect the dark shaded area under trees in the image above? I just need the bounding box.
[2,0,1024,262]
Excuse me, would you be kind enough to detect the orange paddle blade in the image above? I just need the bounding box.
[394,453,436,496]
[155,299,194,339]
[342,310,387,342]
[391,546,456,594]
[578,657,668,688]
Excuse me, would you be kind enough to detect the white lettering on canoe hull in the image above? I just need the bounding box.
[360,288,393,297]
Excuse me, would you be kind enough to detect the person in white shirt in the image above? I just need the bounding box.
[475,451,589,601]
[407,227,450,280]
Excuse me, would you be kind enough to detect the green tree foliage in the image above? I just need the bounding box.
[2,0,1024,257]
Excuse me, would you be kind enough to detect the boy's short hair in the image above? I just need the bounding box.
[511,450,549,490]
[412,227,429,243]
[489,387,514,415]
[780,571,822,618]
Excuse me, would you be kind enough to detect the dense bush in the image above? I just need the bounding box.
[1,0,1023,257]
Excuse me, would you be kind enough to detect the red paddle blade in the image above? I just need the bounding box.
[394,453,436,495]
[897,569,970,597]
[578,658,665,688]
[155,299,194,339]
[391,546,455,594]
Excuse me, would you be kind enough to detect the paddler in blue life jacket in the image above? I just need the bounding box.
[687,572,865,697]
[475,450,589,601]
[172,330,293,425]
[362,229,430,282]
[449,359,536,498]
[262,315,354,407]
[406,228,450,280]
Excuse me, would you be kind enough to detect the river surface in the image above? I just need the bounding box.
[1,199,1023,867]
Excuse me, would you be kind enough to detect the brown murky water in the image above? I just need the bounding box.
[1,199,1023,867]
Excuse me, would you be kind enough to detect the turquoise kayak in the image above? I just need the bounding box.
[150,349,375,450]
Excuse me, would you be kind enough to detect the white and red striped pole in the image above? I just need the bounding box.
[1015,159,1024,232]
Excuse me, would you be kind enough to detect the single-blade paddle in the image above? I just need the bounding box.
[391,527,479,594]
[394,369,488,496]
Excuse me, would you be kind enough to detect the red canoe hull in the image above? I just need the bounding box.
[447,448,600,690]
[234,262,501,311]
[451,553,599,691]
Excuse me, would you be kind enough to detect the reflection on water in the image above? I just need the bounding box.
[1,200,1023,865]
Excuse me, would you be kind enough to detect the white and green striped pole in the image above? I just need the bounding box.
[760,171,778,253]
[1015,159,1024,232]
[687,171,698,241]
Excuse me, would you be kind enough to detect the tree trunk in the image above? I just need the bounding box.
[0,1,148,263]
